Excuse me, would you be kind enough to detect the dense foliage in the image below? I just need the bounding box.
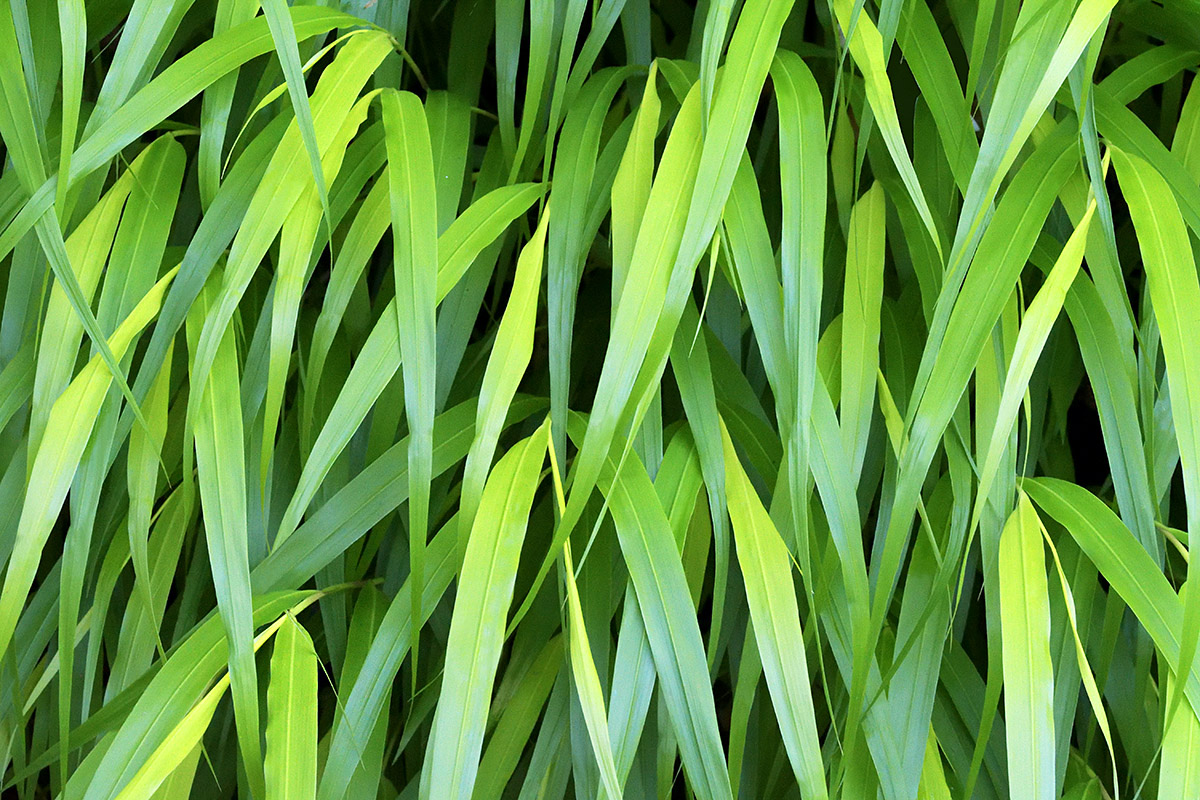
[1,0,1199,797]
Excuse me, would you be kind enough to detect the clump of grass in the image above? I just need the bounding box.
[0,0,1197,798]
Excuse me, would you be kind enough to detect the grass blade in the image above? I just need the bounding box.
[721,420,827,799]
[382,89,440,691]
[266,614,318,800]
[998,493,1055,800]
[421,420,548,800]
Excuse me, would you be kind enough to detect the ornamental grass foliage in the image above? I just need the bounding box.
[2,0,1200,797]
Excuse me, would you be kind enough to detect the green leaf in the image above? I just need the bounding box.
[266,614,318,800]
[0,266,177,666]
[421,420,548,800]
[567,414,733,800]
[461,203,549,541]
[997,493,1055,800]
[720,420,827,799]
[260,0,334,248]
[187,270,265,800]
[1115,148,1200,734]
[381,89,440,688]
